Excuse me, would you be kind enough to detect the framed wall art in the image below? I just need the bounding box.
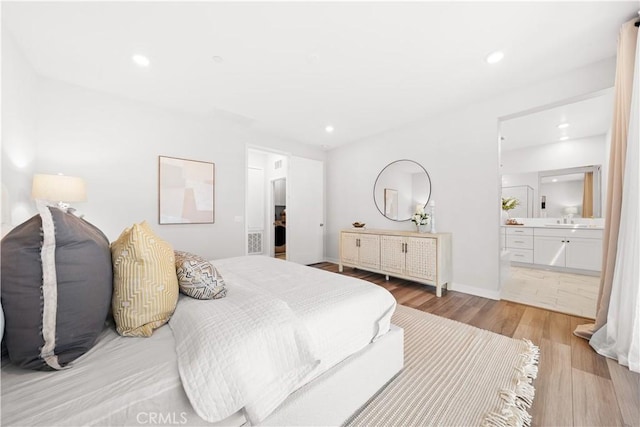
[158,156,215,224]
[384,188,398,220]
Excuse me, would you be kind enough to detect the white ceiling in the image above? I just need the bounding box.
[500,89,615,151]
[3,1,638,149]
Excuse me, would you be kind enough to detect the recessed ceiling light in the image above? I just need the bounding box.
[485,51,504,64]
[558,123,570,129]
[212,56,223,63]
[132,54,150,67]
[559,136,570,141]
[325,125,334,134]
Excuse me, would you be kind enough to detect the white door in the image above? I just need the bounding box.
[288,156,324,265]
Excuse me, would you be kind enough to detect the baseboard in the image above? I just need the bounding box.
[324,257,340,264]
[449,282,500,300]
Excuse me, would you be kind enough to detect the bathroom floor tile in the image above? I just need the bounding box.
[501,266,599,319]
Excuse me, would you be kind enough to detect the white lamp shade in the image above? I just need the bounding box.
[32,174,87,203]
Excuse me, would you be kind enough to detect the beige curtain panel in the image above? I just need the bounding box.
[582,172,594,218]
[575,18,638,340]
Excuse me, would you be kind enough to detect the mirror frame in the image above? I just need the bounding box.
[373,159,432,222]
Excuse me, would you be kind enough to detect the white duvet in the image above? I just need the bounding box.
[170,256,396,425]
[171,286,319,424]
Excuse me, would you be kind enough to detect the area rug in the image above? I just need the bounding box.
[345,305,539,427]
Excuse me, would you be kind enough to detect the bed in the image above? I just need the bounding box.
[1,256,403,426]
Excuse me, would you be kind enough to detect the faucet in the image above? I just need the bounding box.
[562,216,568,224]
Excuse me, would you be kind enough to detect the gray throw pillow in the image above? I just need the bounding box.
[1,206,112,370]
[175,251,227,300]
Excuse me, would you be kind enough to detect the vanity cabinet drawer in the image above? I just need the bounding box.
[505,227,533,236]
[509,249,533,263]
[506,235,533,249]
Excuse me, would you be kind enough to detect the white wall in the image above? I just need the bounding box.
[501,135,607,174]
[326,58,615,299]
[1,31,39,233]
[2,44,325,258]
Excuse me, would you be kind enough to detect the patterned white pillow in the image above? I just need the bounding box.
[174,251,227,300]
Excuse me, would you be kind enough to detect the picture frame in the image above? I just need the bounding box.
[158,156,215,224]
[384,188,398,220]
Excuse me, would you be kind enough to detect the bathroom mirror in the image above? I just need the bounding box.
[373,160,431,221]
[502,164,603,218]
[538,165,602,218]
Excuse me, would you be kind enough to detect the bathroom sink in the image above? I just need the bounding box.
[544,224,597,228]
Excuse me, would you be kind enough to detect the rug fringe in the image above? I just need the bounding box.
[481,339,540,427]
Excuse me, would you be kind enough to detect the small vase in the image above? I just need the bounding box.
[501,210,509,224]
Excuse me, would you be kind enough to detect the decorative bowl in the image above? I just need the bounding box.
[352,222,366,228]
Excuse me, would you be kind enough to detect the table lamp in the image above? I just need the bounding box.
[564,206,578,219]
[32,174,87,210]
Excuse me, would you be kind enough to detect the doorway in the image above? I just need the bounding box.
[273,178,287,259]
[246,148,325,265]
[497,89,613,318]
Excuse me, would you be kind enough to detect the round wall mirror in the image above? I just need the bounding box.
[373,160,432,222]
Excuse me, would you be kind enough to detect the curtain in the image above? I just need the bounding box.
[574,17,639,373]
[582,172,594,218]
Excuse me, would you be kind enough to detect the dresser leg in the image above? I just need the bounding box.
[339,264,344,273]
[436,286,442,298]
[385,275,389,281]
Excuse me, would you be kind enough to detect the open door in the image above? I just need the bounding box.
[273,178,287,259]
[287,156,324,265]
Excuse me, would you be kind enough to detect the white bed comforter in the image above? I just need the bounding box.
[170,256,396,425]
[170,286,319,424]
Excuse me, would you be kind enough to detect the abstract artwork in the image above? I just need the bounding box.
[158,156,215,224]
[384,188,398,220]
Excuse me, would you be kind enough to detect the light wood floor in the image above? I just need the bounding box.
[311,263,640,427]
[502,266,600,319]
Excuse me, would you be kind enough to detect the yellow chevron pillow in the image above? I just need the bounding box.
[111,221,179,337]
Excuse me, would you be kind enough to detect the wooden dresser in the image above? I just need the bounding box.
[339,229,452,297]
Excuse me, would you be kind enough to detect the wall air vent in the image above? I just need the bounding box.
[274,159,283,170]
[248,232,263,254]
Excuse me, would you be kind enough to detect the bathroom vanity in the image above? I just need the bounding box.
[503,224,603,272]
